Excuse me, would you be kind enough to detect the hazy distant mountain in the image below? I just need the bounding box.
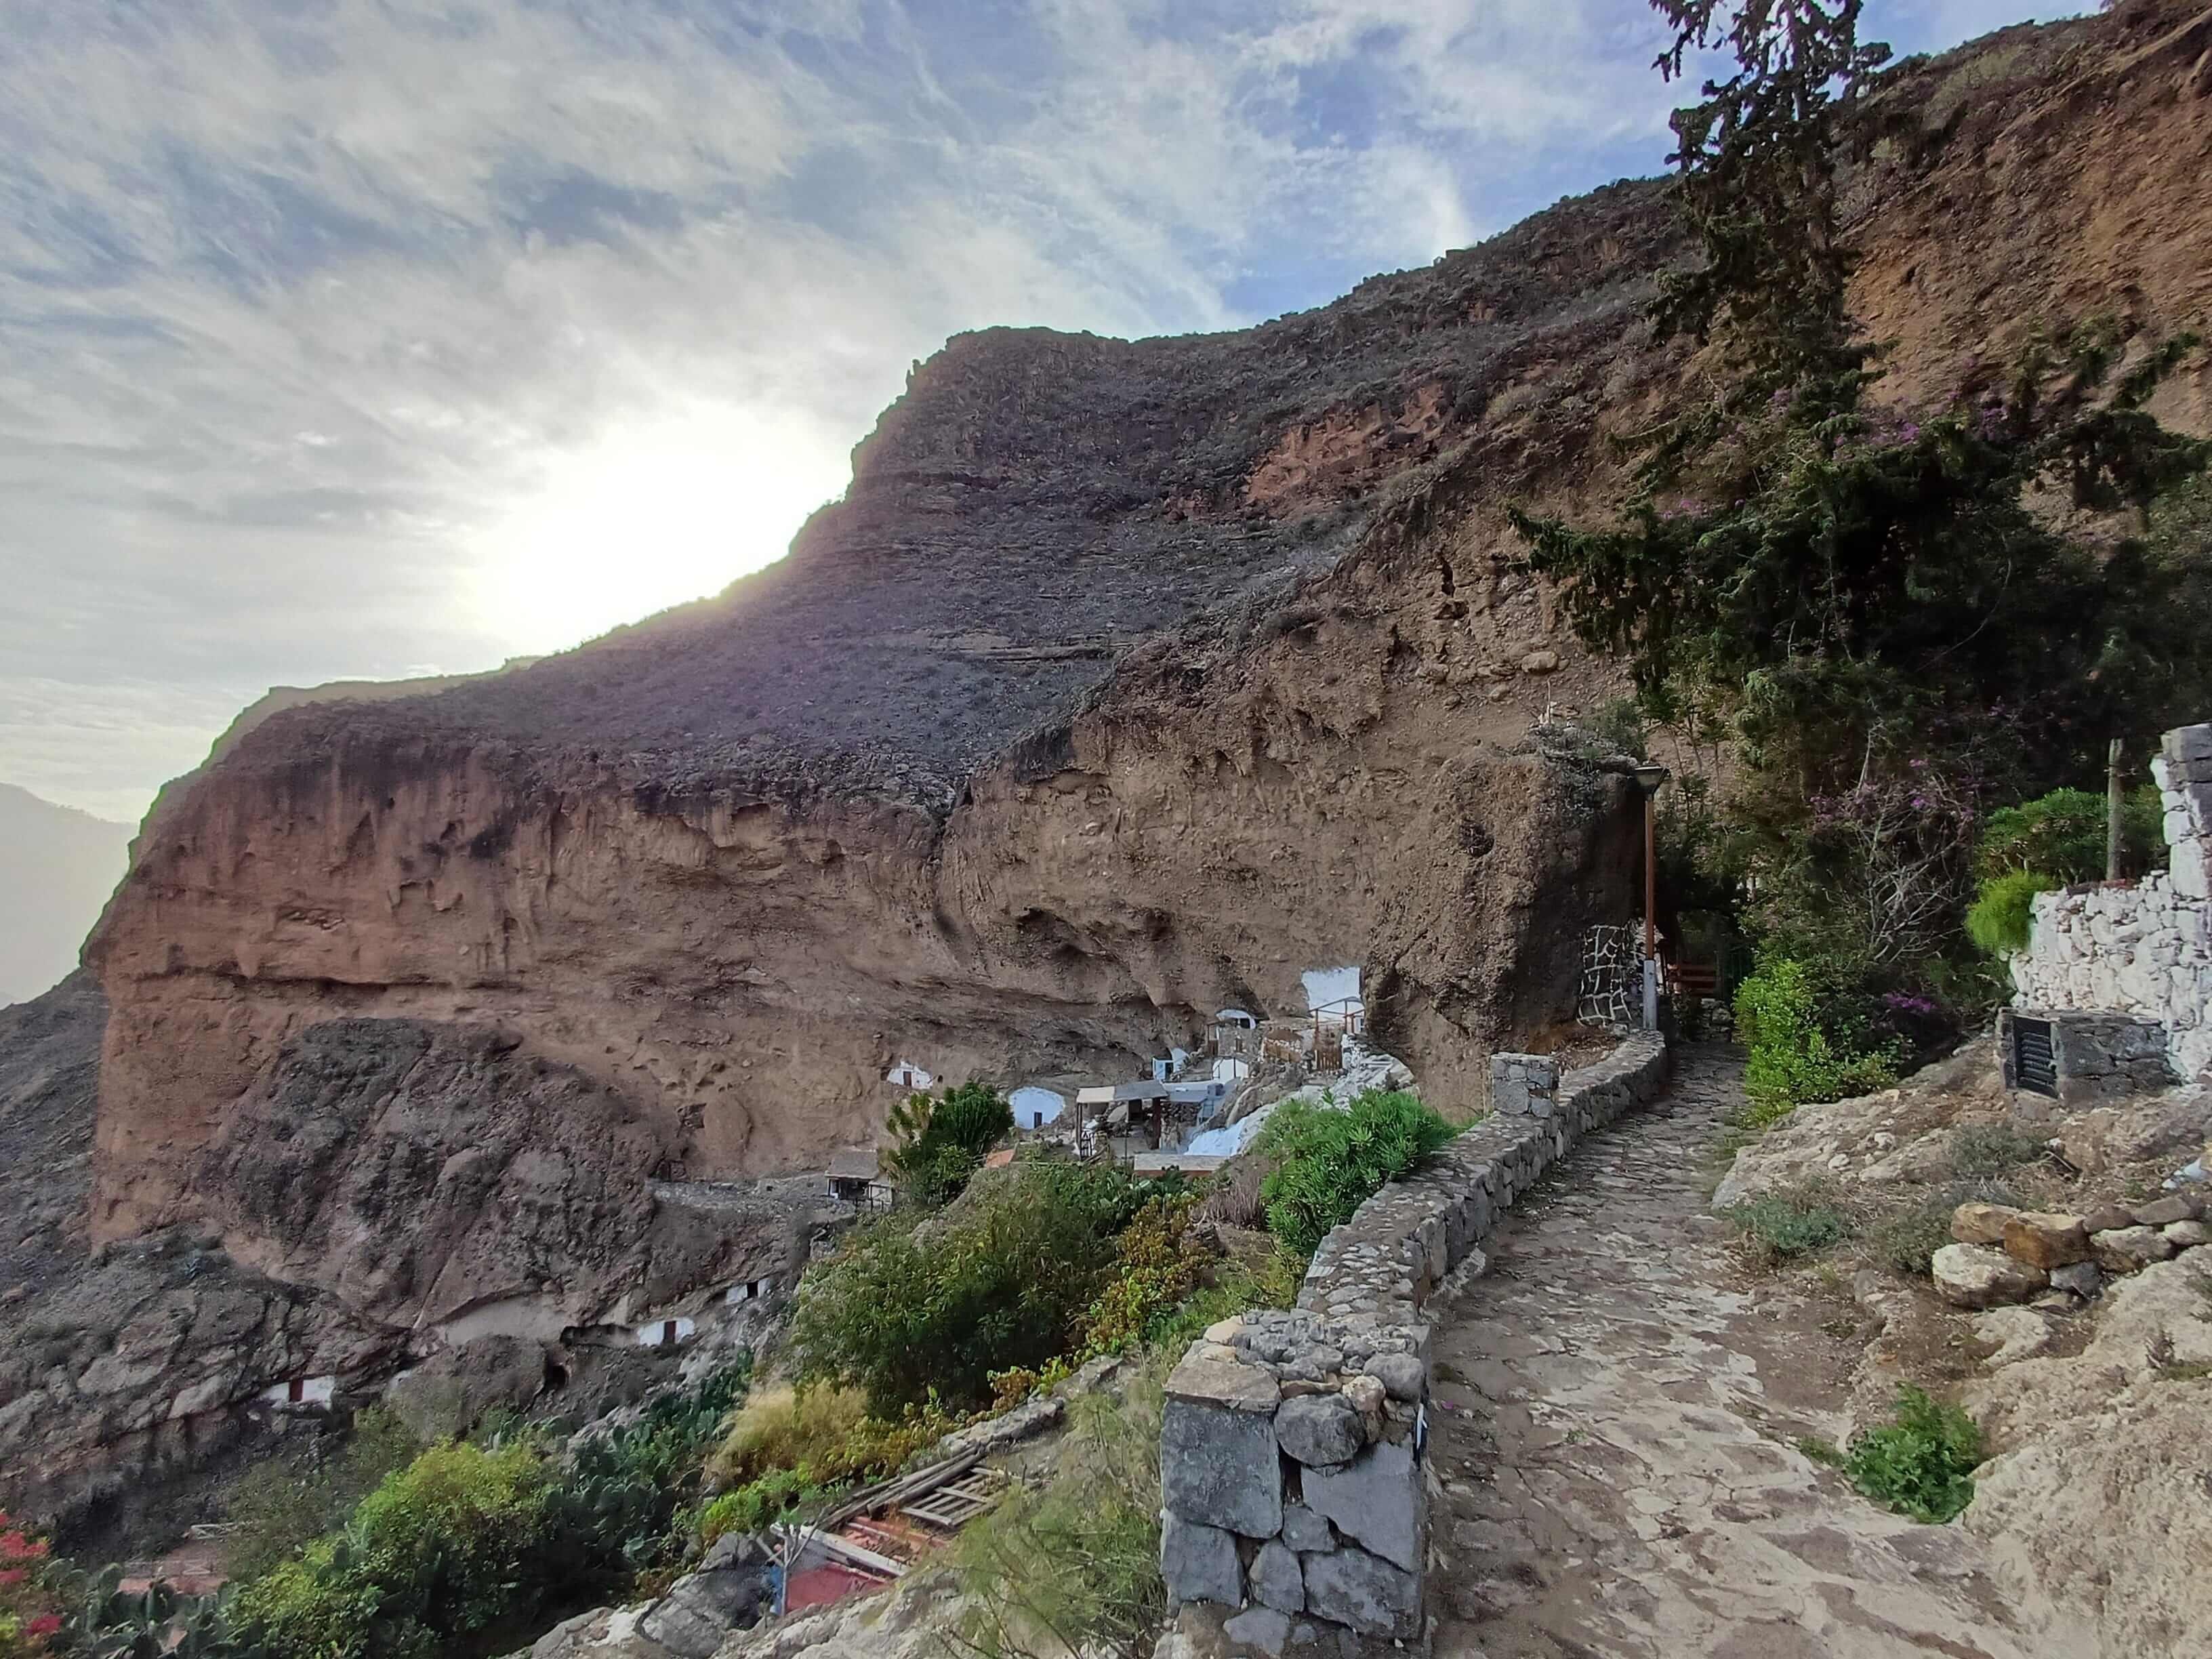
[0,784,134,1007]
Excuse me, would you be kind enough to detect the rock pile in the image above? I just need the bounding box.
[1933,1190,2210,1309]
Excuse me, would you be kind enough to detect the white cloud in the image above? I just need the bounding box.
[0,0,2065,822]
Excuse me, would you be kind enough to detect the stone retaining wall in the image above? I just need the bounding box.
[1159,1031,1668,1645]
[2011,722,2212,1084]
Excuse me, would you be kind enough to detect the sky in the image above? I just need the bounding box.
[0,0,2066,824]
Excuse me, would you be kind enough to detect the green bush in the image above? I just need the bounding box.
[787,1163,1164,1415]
[884,1082,1015,1208]
[1256,1090,1456,1258]
[232,1366,750,1659]
[699,1471,831,1544]
[233,1441,552,1659]
[1725,1187,1851,1265]
[1975,786,2160,884]
[224,1408,422,1582]
[1964,870,2060,960]
[1844,1385,1984,1523]
[1734,958,1899,1122]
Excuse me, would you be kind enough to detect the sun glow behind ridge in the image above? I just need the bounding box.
[472,405,852,654]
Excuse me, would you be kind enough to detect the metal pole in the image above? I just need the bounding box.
[1642,790,1661,1031]
[2106,737,2125,882]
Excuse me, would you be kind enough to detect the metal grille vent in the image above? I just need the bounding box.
[2012,1017,2058,1099]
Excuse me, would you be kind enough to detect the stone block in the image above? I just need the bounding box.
[1167,1353,1282,1414]
[1951,1202,2018,1246]
[1221,1607,1291,1656]
[1300,1543,1422,1638]
[2001,1212,2089,1270]
[1364,1351,1425,1402]
[1276,1394,1361,1468]
[2163,1218,2212,1248]
[1931,1243,2047,1309]
[1161,1511,1243,1607]
[1162,1397,1283,1537]
[1279,1503,1332,1553]
[2091,1225,2175,1273]
[2133,1193,2204,1227]
[1249,1539,1304,1613]
[2049,1261,2102,1297]
[1300,1438,1423,1571]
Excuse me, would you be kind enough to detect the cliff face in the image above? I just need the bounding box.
[85,1,2212,1336]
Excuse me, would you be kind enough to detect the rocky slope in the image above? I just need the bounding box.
[79,0,2212,1353]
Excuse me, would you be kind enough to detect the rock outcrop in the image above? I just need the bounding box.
[75,0,2212,1368]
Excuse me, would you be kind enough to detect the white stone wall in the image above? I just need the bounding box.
[2011,724,2212,1082]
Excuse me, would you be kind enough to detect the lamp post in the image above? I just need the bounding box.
[1632,762,1671,1030]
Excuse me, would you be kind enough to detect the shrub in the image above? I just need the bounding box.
[233,1440,554,1659]
[1975,786,2160,884]
[705,1383,953,1496]
[1964,870,2060,960]
[1843,1385,1983,1523]
[1734,958,1899,1121]
[226,1408,422,1582]
[699,1471,832,1545]
[0,1512,62,1659]
[949,1357,1169,1658]
[1948,1124,2046,1179]
[1256,1090,1456,1257]
[885,1082,1015,1208]
[787,1163,1162,1415]
[1866,1197,1957,1279]
[1725,1186,1851,1266]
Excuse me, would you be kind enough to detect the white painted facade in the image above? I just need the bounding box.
[635,1316,697,1348]
[884,1061,935,1089]
[1214,1008,1258,1029]
[1212,1057,1250,1083]
[1008,1086,1068,1129]
[258,1375,337,1410]
[724,1278,774,1305]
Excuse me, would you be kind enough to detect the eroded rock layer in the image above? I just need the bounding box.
[85,0,2212,1342]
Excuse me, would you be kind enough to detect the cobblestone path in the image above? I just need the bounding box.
[1425,1045,2049,1659]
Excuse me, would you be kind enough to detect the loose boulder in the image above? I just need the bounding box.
[1951,1202,2018,1246]
[2001,1212,2090,1271]
[2091,1225,2176,1274]
[1932,1243,2047,1309]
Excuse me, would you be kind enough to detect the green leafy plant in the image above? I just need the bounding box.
[1964,871,2060,960]
[884,1082,1015,1208]
[699,1471,832,1545]
[787,1162,1164,1415]
[1734,958,1900,1122]
[224,1408,422,1583]
[1975,786,2161,884]
[232,1439,553,1659]
[64,1568,253,1659]
[1255,1090,1456,1257]
[1843,1385,1984,1523]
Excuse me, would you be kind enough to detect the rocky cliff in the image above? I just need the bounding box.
[82,0,2212,1348]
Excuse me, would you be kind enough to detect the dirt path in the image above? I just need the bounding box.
[1425,1046,2049,1659]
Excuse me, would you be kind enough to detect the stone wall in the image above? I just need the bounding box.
[1158,1032,1668,1645]
[1996,1008,2173,1106]
[2011,723,2212,1084]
